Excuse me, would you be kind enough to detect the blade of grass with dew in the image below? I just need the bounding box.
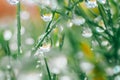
[97,2,108,28]
[72,1,113,43]
[106,0,113,28]
[17,2,21,57]
[97,1,114,39]
[71,0,114,45]
[32,17,61,54]
[44,57,52,80]
[5,41,17,80]
[45,11,56,32]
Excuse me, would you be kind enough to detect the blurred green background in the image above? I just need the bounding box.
[0,0,120,80]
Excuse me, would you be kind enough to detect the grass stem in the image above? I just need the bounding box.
[44,57,52,80]
[17,2,21,57]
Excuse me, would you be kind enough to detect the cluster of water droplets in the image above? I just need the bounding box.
[106,65,120,80]
[33,35,51,78]
[96,27,105,33]
[7,0,20,5]
[34,46,46,78]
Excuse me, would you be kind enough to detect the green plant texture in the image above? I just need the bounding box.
[0,0,120,80]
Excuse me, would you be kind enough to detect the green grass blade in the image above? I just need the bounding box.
[44,57,52,80]
[32,17,61,53]
[97,2,108,28]
[17,2,21,56]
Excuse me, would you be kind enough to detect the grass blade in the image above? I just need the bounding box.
[17,2,21,56]
[32,17,61,53]
[44,57,52,80]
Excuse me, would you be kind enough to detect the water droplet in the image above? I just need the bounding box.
[85,0,97,8]
[25,38,34,45]
[37,60,41,63]
[3,30,12,41]
[36,65,40,68]
[80,62,94,73]
[40,7,53,22]
[101,40,108,46]
[41,13,52,22]
[40,45,51,53]
[82,27,92,38]
[94,16,101,22]
[92,40,98,47]
[98,0,106,4]
[36,60,42,68]
[7,0,19,5]
[72,15,85,26]
[38,35,51,53]
[113,65,120,74]
[96,27,104,33]
[20,46,23,54]
[21,11,30,20]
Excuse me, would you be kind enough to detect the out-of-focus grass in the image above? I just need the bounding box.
[0,0,120,80]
